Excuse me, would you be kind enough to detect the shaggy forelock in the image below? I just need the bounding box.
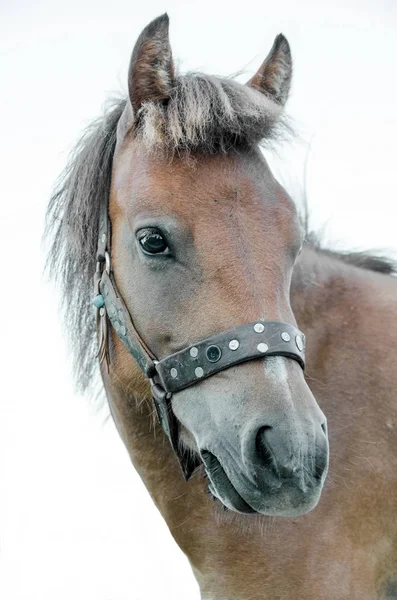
[136,72,292,153]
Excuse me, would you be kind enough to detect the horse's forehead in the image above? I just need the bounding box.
[112,146,278,218]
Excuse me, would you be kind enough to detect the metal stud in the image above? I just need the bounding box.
[229,339,240,351]
[281,331,291,342]
[170,368,178,378]
[108,304,115,316]
[101,233,106,243]
[114,321,120,333]
[295,335,304,351]
[118,309,124,321]
[195,367,204,378]
[254,323,265,333]
[120,325,126,336]
[257,342,269,353]
[206,345,222,363]
[190,347,198,358]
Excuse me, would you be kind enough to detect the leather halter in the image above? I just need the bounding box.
[93,200,306,479]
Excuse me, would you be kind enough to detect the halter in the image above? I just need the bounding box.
[93,200,306,479]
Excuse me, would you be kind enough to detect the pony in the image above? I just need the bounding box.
[46,14,397,599]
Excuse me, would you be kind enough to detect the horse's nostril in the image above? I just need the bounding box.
[255,426,274,469]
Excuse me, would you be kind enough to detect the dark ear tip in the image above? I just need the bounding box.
[131,14,171,59]
[146,13,170,34]
[156,12,170,26]
[274,33,291,57]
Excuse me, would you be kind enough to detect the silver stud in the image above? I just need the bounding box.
[190,347,198,358]
[295,335,304,351]
[257,343,269,353]
[114,321,120,333]
[170,368,178,378]
[120,325,126,336]
[281,331,291,342]
[195,367,204,378]
[108,304,115,316]
[254,323,265,333]
[229,339,240,351]
[101,233,106,243]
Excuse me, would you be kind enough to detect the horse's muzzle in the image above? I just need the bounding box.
[201,419,329,516]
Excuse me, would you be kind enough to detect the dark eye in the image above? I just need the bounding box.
[138,228,169,255]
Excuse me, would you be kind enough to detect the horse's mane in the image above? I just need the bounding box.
[46,98,125,393]
[305,232,397,275]
[45,79,396,394]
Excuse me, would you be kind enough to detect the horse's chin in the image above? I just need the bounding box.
[203,451,324,517]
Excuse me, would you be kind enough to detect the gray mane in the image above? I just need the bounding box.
[45,98,126,392]
[305,232,397,275]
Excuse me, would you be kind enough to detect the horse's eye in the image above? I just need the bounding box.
[138,228,169,255]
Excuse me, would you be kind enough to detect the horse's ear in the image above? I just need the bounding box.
[247,34,292,106]
[128,14,174,113]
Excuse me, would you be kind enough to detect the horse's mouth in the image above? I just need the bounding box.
[201,450,256,514]
[201,449,325,517]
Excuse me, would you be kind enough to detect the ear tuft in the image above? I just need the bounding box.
[247,34,292,106]
[128,14,174,113]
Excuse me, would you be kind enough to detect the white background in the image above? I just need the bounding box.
[1,1,396,599]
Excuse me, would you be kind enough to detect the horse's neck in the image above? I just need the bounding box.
[291,245,396,339]
[292,245,397,452]
[291,246,357,326]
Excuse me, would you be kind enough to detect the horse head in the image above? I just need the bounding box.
[101,14,329,516]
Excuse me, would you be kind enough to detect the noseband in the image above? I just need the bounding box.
[93,202,306,479]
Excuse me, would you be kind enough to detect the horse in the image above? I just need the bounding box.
[46,14,397,600]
